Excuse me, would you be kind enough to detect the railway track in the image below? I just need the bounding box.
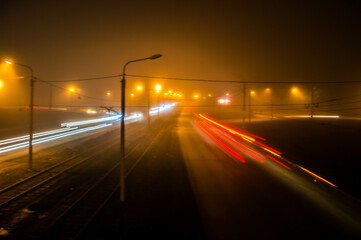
[0,121,147,235]
[0,117,168,239]
[38,125,166,239]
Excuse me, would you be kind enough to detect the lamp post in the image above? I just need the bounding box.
[120,54,162,202]
[249,90,255,123]
[5,60,34,170]
[155,84,162,117]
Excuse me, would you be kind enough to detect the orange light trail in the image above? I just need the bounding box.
[297,166,337,188]
[254,141,282,155]
[193,112,342,190]
[197,113,282,158]
[195,120,245,163]
[201,114,266,141]
[198,114,256,142]
[212,125,265,162]
[267,155,290,169]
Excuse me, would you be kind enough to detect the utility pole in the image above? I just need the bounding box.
[248,90,252,123]
[310,87,315,118]
[242,83,246,129]
[147,81,150,128]
[49,85,52,110]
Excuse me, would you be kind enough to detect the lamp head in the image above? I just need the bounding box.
[148,54,162,60]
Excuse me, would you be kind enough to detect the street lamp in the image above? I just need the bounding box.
[120,54,162,202]
[5,60,34,170]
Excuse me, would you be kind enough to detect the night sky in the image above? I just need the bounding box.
[0,0,360,106]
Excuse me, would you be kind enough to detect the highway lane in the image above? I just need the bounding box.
[177,108,361,239]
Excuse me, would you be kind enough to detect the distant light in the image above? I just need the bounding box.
[168,90,172,93]
[0,81,2,88]
[291,87,298,94]
[69,88,75,92]
[208,94,212,97]
[226,93,230,96]
[137,86,142,90]
[164,92,168,95]
[225,99,230,103]
[87,109,97,114]
[106,92,111,96]
[250,91,255,95]
[194,94,199,98]
[265,88,271,92]
[219,99,225,104]
[5,60,12,65]
[130,93,134,97]
[155,84,162,91]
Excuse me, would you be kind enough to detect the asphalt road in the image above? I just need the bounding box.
[82,107,360,239]
[177,108,360,239]
[1,106,360,239]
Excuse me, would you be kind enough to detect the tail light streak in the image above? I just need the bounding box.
[195,120,245,163]
[193,113,338,189]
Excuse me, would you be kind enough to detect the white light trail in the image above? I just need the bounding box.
[149,103,176,115]
[0,124,111,154]
[0,127,78,146]
[61,115,122,128]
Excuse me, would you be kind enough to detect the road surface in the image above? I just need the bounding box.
[0,107,360,239]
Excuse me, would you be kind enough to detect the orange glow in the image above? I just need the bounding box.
[5,61,12,65]
[69,88,75,92]
[298,166,337,188]
[106,92,111,96]
[194,94,199,98]
[0,81,2,88]
[130,93,134,97]
[250,91,255,95]
[291,87,298,94]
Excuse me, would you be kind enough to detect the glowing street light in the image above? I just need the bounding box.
[69,87,75,92]
[137,85,142,90]
[120,54,162,202]
[291,87,298,94]
[193,94,199,98]
[106,91,111,96]
[155,84,162,92]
